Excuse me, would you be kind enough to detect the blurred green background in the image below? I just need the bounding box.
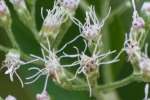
[0,0,150,100]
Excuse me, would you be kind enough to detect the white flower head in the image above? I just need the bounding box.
[141,2,150,16]
[62,37,119,96]
[0,0,9,16]
[36,91,50,100]
[40,3,66,37]
[1,50,24,87]
[71,6,111,45]
[25,38,70,92]
[5,95,16,100]
[57,0,80,13]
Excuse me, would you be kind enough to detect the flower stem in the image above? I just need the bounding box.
[97,73,142,91]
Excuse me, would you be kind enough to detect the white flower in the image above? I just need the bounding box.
[36,91,50,100]
[57,0,80,13]
[1,50,24,87]
[5,95,16,100]
[25,38,74,92]
[40,3,66,37]
[70,6,111,45]
[141,2,150,15]
[62,37,119,96]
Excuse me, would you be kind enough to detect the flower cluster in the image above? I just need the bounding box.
[1,0,150,99]
[0,0,119,97]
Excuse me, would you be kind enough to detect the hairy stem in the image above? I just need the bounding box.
[97,73,142,91]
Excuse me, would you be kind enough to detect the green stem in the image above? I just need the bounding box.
[97,73,142,91]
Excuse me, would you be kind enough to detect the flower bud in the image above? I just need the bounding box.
[132,17,145,29]
[36,91,50,100]
[141,2,150,16]
[5,95,16,100]
[40,5,66,39]
[0,0,7,15]
[57,0,80,13]
[0,0,11,27]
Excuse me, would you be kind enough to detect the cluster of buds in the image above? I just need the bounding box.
[1,50,24,87]
[120,0,145,66]
[122,0,150,80]
[0,0,11,27]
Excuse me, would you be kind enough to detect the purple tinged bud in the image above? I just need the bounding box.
[0,0,7,15]
[132,17,145,29]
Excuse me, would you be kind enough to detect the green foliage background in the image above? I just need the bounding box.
[0,0,149,100]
